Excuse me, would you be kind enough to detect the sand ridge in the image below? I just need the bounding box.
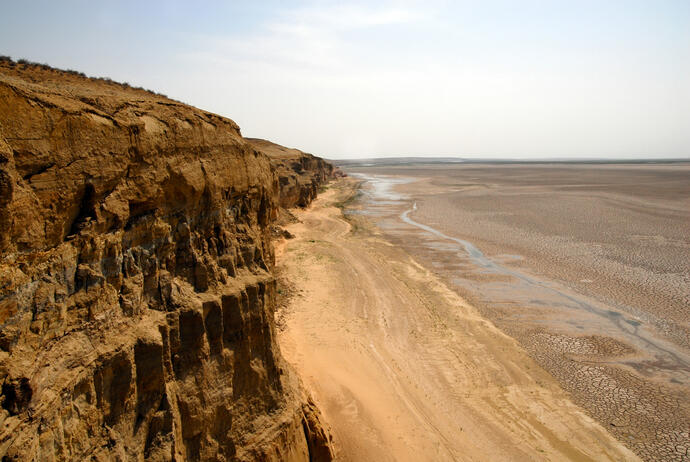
[275,179,639,461]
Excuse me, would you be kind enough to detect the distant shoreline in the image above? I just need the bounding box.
[333,157,690,167]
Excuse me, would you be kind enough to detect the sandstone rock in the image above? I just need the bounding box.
[246,138,335,209]
[0,61,334,461]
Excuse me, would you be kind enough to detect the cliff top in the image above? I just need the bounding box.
[0,57,242,138]
[246,138,316,160]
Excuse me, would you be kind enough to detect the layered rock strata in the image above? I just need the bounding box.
[246,139,337,209]
[0,61,333,461]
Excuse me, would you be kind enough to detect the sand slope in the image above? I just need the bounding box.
[276,179,638,462]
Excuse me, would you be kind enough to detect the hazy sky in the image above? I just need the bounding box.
[2,1,689,159]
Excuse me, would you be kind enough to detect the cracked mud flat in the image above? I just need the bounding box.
[274,179,638,461]
[344,163,690,461]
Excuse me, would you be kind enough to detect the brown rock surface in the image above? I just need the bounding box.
[0,61,334,461]
[246,138,336,209]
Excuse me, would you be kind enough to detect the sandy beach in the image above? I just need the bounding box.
[274,179,639,461]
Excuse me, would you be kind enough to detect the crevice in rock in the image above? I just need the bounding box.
[125,199,157,230]
[1,378,32,416]
[68,182,97,236]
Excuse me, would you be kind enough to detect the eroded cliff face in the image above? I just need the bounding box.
[0,62,333,461]
[246,139,337,209]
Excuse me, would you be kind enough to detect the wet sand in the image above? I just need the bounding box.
[344,163,690,461]
[275,180,638,461]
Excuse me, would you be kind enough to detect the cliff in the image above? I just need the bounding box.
[246,139,337,209]
[0,60,334,461]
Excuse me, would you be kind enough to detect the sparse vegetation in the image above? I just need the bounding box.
[0,55,171,99]
[333,184,362,210]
